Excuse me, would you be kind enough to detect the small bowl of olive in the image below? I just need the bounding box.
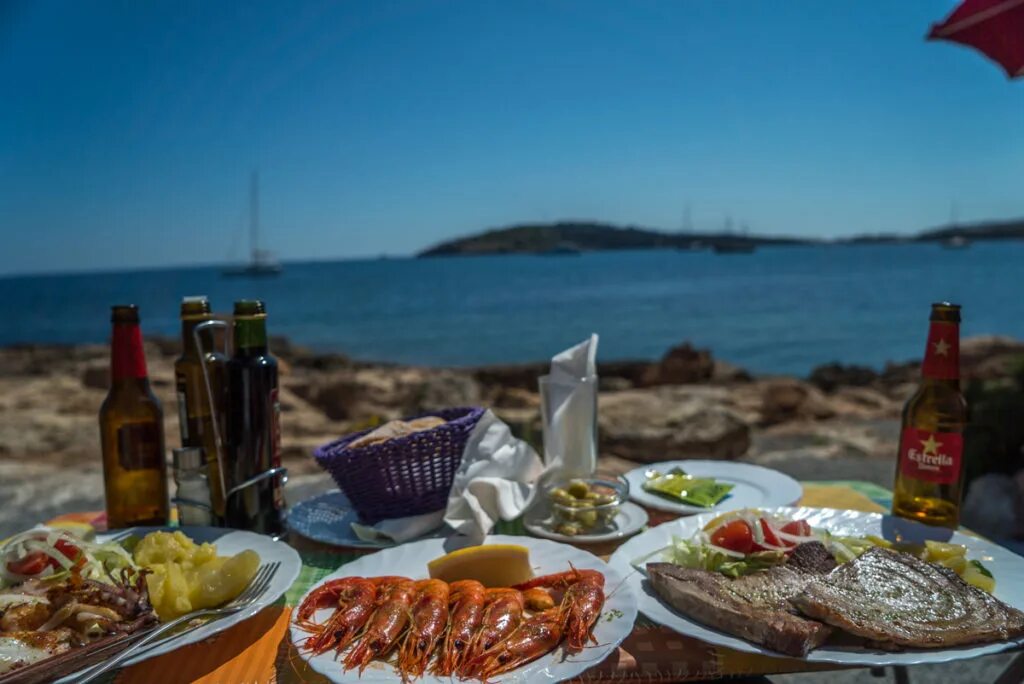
[547,477,628,537]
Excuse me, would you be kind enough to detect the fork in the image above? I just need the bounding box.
[76,561,281,684]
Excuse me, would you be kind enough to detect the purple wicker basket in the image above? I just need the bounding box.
[313,407,486,524]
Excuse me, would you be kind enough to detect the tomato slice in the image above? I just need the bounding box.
[54,539,80,562]
[780,520,812,538]
[7,551,50,576]
[755,518,790,550]
[710,520,754,554]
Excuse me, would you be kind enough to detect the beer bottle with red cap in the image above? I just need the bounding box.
[892,302,969,529]
[100,305,170,528]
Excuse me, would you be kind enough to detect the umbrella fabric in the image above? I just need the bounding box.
[929,0,1024,78]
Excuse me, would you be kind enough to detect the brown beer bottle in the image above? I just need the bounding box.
[892,302,968,529]
[225,300,285,534]
[174,296,227,520]
[100,305,170,528]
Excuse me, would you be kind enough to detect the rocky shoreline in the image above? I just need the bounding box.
[1,335,1022,537]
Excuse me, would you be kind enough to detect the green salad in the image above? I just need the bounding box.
[642,467,734,507]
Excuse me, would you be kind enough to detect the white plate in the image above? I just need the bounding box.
[58,526,302,682]
[289,489,445,549]
[609,506,1024,666]
[291,534,637,683]
[624,460,802,515]
[524,501,649,544]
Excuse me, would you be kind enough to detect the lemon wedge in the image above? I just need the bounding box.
[427,544,534,587]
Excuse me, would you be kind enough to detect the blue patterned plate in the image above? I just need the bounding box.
[288,489,445,549]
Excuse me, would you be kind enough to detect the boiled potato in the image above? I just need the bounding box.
[134,532,260,620]
[924,540,966,563]
[191,551,259,608]
[963,563,996,593]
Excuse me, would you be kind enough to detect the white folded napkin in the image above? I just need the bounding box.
[539,334,599,480]
[351,409,543,545]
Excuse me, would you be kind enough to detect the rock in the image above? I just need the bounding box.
[712,360,752,383]
[416,370,482,412]
[760,378,835,425]
[299,368,482,421]
[808,362,878,392]
[599,387,750,461]
[81,363,108,390]
[490,387,541,409]
[828,386,901,418]
[640,343,714,386]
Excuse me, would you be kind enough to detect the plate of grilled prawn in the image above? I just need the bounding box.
[289,535,637,683]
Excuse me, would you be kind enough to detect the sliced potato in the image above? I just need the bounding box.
[924,540,966,562]
[963,564,996,593]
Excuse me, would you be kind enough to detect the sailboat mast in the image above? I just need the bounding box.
[250,171,260,263]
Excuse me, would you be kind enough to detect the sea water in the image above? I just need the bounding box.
[2,242,1021,376]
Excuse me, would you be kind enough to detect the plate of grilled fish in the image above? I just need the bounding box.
[290,535,637,682]
[609,507,1024,665]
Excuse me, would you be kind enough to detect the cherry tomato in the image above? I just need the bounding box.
[54,539,80,562]
[755,518,789,550]
[7,551,50,576]
[710,520,754,554]
[780,520,812,538]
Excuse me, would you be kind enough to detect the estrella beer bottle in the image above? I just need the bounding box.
[892,302,968,529]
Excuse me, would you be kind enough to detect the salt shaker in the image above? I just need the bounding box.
[173,447,213,526]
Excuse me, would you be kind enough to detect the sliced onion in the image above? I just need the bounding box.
[776,530,818,545]
[0,593,49,609]
[705,542,747,559]
[38,601,77,632]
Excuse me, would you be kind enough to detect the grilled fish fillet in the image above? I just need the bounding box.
[646,542,836,657]
[791,547,1024,648]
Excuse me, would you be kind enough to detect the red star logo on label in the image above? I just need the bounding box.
[932,338,950,357]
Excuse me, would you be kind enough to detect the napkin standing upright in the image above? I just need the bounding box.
[540,334,599,480]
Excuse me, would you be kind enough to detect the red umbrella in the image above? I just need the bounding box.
[928,0,1024,78]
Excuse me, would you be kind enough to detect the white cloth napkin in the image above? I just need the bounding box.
[350,410,543,544]
[539,334,599,480]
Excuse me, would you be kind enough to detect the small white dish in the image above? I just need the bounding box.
[525,501,649,543]
[624,459,803,515]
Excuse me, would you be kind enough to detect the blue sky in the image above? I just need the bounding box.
[1,0,1022,275]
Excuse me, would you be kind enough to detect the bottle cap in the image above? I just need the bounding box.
[173,447,205,472]
[110,305,140,323]
[233,299,266,316]
[180,296,211,317]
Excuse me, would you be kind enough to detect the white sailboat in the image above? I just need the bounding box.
[223,171,282,277]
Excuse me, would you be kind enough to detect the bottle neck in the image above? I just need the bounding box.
[111,322,149,381]
[233,317,268,355]
[180,316,213,358]
[920,320,960,383]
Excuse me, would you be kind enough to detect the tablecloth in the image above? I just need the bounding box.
[49,480,895,683]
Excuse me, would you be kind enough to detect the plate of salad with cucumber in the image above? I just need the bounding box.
[624,460,802,515]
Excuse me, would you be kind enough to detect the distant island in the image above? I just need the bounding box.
[418,217,1024,257]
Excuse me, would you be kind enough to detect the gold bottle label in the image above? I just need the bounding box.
[117,422,162,471]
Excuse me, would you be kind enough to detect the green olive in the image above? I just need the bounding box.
[550,489,576,506]
[575,510,598,528]
[593,494,617,506]
[555,522,582,537]
[567,480,591,499]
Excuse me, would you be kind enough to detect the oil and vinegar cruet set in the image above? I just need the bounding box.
[99,297,286,536]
